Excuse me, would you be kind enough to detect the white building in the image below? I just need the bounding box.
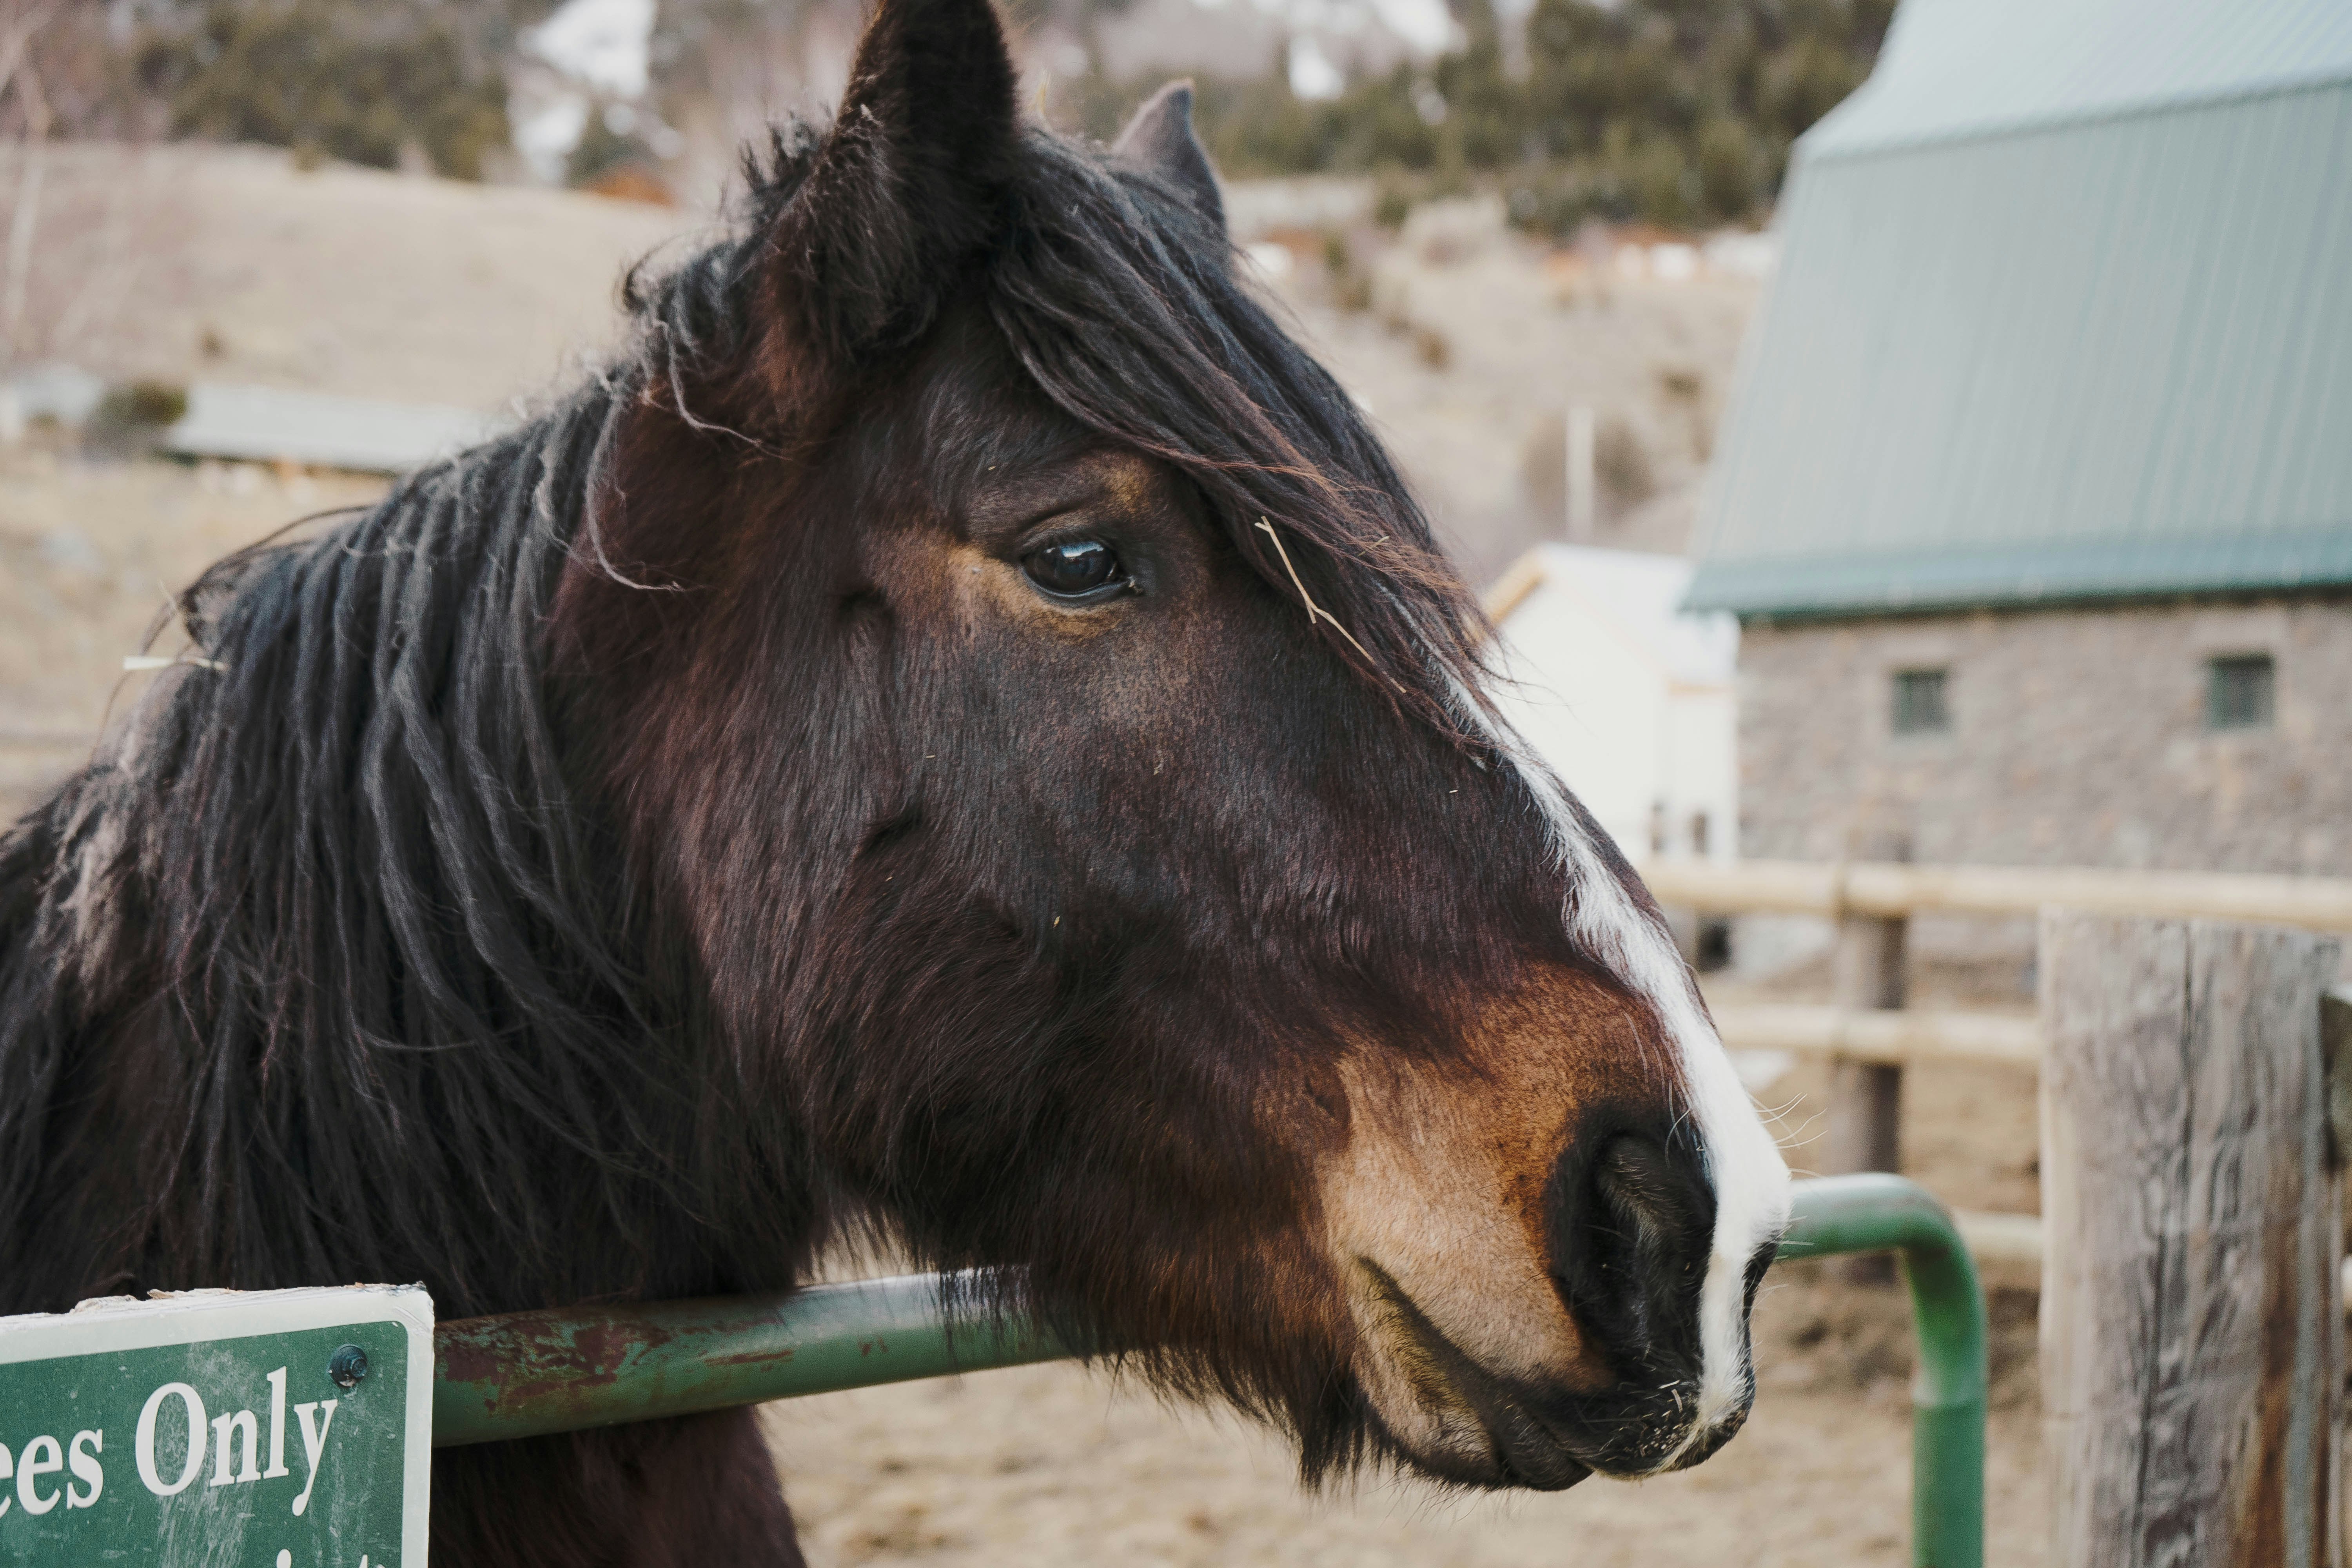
[1485,544,1739,870]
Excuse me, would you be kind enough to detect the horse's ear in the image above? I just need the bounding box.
[1113,81,1224,233]
[766,0,1020,371]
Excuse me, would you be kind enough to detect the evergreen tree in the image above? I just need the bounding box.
[1069,0,1893,229]
[132,0,557,180]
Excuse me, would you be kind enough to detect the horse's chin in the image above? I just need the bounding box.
[1350,1260,1746,1492]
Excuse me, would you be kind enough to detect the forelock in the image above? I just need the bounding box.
[983,132,1495,741]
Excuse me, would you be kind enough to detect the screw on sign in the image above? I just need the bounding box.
[0,1285,430,1565]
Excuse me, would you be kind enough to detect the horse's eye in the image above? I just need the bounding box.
[1023,539,1123,598]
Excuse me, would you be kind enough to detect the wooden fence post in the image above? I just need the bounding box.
[2040,913,2343,1567]
[1826,895,1906,1174]
[1825,834,1908,1280]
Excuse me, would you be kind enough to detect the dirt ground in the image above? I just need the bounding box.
[765,1265,2047,1568]
[1714,953,2045,1220]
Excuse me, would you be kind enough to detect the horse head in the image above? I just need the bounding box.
[550,0,1791,1490]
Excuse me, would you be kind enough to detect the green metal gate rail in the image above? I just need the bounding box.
[434,1173,1985,1568]
[433,1273,1072,1446]
[1771,1173,1987,1568]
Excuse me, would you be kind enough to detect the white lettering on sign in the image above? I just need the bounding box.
[209,1408,261,1487]
[16,1434,63,1515]
[118,1372,343,1514]
[290,1400,338,1518]
[65,1430,102,1508]
[0,1365,359,1538]
[264,1365,291,1479]
[135,1382,207,1496]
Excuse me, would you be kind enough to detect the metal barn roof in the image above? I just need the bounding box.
[1806,0,2352,158]
[1686,0,2352,618]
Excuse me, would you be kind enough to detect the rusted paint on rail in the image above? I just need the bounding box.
[432,1272,1069,1446]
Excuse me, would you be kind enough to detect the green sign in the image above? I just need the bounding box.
[0,1285,432,1567]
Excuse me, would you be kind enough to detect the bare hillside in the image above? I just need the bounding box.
[2,143,707,411]
[1253,202,1759,584]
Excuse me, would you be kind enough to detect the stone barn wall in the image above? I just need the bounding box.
[1730,594,2352,973]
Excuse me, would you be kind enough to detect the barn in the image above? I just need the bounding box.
[1485,543,1740,874]
[1687,0,2352,935]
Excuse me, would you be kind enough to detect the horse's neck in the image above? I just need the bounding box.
[0,779,146,1310]
[0,733,610,1315]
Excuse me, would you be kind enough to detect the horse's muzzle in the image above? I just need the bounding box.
[1323,1036,1783,1493]
[1365,1119,1764,1487]
[1359,1258,1749,1488]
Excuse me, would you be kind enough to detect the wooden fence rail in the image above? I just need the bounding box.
[1670,859,2352,1072]
[1665,860,2352,1308]
[1713,1004,2042,1067]
[1645,858,2352,933]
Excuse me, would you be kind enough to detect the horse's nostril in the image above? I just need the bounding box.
[1548,1125,1717,1376]
[1595,1135,1695,1239]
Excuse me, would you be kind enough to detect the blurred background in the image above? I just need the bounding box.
[5,0,2347,1562]
[0,0,1884,815]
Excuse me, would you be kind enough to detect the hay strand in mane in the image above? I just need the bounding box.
[1253,516,1397,689]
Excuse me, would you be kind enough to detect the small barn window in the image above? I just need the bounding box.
[1891,668,1949,735]
[2207,654,2274,731]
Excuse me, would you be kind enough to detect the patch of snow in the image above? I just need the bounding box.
[1364,0,1463,55]
[1243,241,1297,280]
[6,363,104,426]
[525,0,656,99]
[163,385,497,475]
[512,93,592,184]
[1287,35,1347,100]
[1703,229,1779,279]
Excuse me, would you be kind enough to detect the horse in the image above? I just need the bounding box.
[0,0,1790,1559]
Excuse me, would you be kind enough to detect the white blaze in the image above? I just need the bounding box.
[1461,679,1792,1453]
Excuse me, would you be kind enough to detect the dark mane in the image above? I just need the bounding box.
[0,392,746,1317]
[0,111,1490,1322]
